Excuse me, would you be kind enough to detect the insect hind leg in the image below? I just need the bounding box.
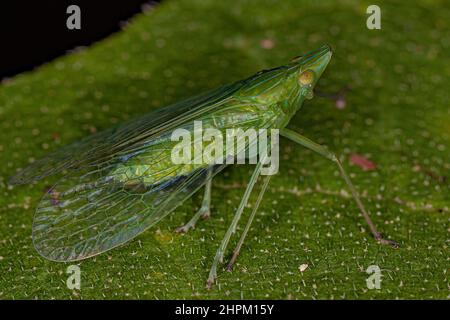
[227,175,271,271]
[206,162,264,289]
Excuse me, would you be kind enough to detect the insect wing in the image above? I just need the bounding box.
[9,82,241,185]
[16,65,288,261]
[33,160,228,261]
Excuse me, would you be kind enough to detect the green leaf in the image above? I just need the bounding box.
[0,0,448,299]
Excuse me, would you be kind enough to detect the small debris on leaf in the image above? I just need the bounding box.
[335,96,346,109]
[260,38,275,49]
[298,264,309,272]
[350,153,376,171]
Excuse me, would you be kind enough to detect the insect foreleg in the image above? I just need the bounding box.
[280,128,399,248]
[176,169,213,233]
[206,161,264,289]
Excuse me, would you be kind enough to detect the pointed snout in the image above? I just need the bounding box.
[303,44,332,79]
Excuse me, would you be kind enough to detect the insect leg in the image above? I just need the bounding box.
[280,128,399,248]
[176,169,213,233]
[206,161,263,289]
[226,174,271,272]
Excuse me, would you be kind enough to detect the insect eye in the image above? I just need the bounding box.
[298,69,315,86]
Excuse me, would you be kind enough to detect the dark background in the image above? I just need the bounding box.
[0,0,159,79]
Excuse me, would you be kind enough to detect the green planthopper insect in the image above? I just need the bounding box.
[10,45,398,288]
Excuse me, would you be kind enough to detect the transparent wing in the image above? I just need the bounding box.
[15,64,288,261]
[33,161,227,261]
[32,107,280,261]
[9,82,241,185]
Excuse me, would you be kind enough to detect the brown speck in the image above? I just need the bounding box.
[52,132,61,141]
[336,97,346,109]
[350,154,376,171]
[260,38,275,49]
